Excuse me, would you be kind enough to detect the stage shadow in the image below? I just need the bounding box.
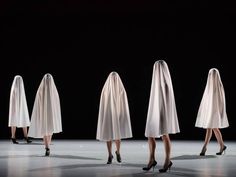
[29,163,225,177]
[119,163,147,168]
[110,170,225,177]
[28,163,111,171]
[17,142,44,145]
[0,154,101,161]
[171,155,217,160]
[111,172,150,177]
[0,155,29,159]
[110,166,225,177]
[49,154,102,160]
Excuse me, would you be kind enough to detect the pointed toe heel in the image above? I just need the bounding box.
[115,151,122,163]
[45,148,50,156]
[107,155,113,164]
[216,145,227,155]
[142,160,157,171]
[159,161,173,173]
[11,138,19,144]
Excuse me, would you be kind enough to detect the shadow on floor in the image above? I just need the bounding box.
[0,154,101,161]
[28,163,110,171]
[28,163,225,177]
[17,142,44,145]
[49,154,102,160]
[171,155,217,160]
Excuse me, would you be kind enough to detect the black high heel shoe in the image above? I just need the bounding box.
[200,148,207,156]
[159,161,173,173]
[24,137,32,143]
[45,148,50,156]
[115,151,121,163]
[142,160,157,171]
[216,145,227,155]
[107,155,113,164]
[11,138,19,144]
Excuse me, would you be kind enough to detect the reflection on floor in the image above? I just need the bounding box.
[0,140,235,177]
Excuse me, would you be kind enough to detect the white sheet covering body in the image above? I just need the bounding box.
[145,60,180,138]
[8,75,30,127]
[28,74,62,138]
[96,72,132,141]
[195,68,229,128]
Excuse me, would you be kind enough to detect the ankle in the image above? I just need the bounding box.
[164,160,170,166]
[150,157,155,161]
[149,159,156,164]
[221,144,225,149]
[202,146,207,151]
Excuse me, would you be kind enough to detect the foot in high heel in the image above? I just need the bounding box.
[216,145,227,155]
[24,137,32,143]
[199,147,207,156]
[159,161,173,173]
[45,148,50,156]
[11,138,19,144]
[107,155,113,164]
[115,151,122,163]
[142,160,157,171]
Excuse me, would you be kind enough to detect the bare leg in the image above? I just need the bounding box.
[148,137,156,164]
[106,141,112,157]
[143,137,157,170]
[115,139,121,162]
[10,126,19,144]
[201,128,213,153]
[11,126,16,138]
[115,140,121,154]
[22,127,28,138]
[106,141,113,164]
[22,127,32,143]
[43,135,52,156]
[162,134,171,168]
[48,135,52,145]
[213,128,225,150]
[43,136,50,149]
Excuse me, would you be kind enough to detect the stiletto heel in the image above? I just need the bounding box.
[45,148,50,156]
[11,138,19,144]
[115,151,122,163]
[142,160,157,171]
[24,137,32,143]
[107,155,113,164]
[159,161,173,173]
[216,145,227,155]
[200,147,207,156]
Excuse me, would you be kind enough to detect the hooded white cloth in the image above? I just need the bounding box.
[96,72,132,141]
[145,60,180,138]
[195,68,229,128]
[8,75,30,127]
[28,73,62,138]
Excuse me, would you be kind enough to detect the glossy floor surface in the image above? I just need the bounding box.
[0,140,235,177]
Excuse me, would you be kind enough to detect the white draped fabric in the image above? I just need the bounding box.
[8,75,30,127]
[195,68,229,128]
[145,60,180,138]
[28,73,62,138]
[96,72,132,141]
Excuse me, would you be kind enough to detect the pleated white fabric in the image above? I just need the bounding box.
[145,60,180,138]
[96,72,132,141]
[195,68,229,128]
[8,75,30,127]
[28,74,62,138]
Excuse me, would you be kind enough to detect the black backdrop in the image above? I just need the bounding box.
[0,1,235,140]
